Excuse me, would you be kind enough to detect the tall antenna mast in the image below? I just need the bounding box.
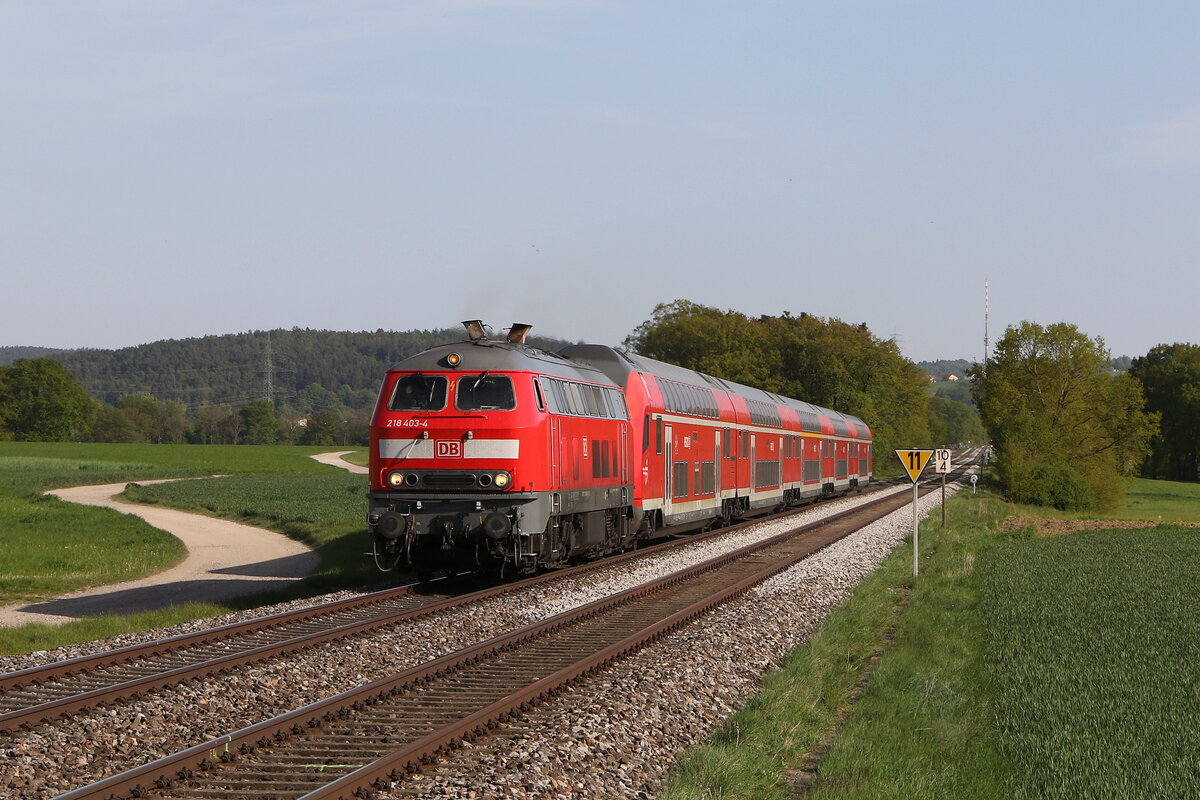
[265,331,274,404]
[983,279,990,363]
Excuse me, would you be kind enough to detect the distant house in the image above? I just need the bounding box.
[927,374,937,383]
[946,374,960,381]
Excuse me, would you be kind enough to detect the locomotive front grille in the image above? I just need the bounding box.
[422,473,480,489]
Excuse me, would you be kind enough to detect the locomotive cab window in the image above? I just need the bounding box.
[389,374,448,411]
[455,374,516,411]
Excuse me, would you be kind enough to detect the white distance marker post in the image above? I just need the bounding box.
[934,448,953,526]
[896,449,934,576]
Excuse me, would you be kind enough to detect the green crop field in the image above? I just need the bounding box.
[982,527,1200,798]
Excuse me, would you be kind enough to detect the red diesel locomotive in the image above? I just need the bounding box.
[367,321,873,580]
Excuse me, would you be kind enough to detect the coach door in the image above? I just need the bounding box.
[779,436,785,491]
[750,434,757,498]
[714,430,722,498]
[663,425,673,518]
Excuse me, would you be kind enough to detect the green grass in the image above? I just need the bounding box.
[1103,477,1200,522]
[340,449,368,467]
[0,442,383,655]
[0,490,187,602]
[663,492,1011,800]
[664,476,1200,799]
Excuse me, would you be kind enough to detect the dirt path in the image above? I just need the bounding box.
[308,451,368,474]
[0,465,343,628]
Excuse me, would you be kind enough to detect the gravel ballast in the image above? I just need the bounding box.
[0,481,957,799]
[386,484,960,799]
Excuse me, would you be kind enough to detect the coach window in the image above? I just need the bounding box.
[456,374,516,411]
[723,427,732,459]
[655,417,664,455]
[390,374,447,411]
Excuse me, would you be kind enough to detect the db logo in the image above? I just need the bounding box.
[435,440,463,458]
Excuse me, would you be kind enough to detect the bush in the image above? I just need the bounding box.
[1028,462,1095,511]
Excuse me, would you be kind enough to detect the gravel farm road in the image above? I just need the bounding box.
[0,452,365,628]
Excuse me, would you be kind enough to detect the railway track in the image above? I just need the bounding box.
[50,466,970,800]
[0,477,918,735]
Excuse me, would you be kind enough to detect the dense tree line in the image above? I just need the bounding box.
[1129,344,1200,482]
[0,346,64,366]
[623,300,948,460]
[970,322,1157,511]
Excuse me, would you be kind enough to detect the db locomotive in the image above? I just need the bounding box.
[367,321,873,580]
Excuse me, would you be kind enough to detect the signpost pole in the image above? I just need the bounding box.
[912,480,919,576]
[896,449,934,578]
[941,474,946,527]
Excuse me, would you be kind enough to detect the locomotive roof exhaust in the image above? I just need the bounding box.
[462,320,487,341]
[506,323,532,344]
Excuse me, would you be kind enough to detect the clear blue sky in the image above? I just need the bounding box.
[4,1,1197,363]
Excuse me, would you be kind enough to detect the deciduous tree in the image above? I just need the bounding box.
[624,300,932,459]
[0,358,96,441]
[969,322,1157,510]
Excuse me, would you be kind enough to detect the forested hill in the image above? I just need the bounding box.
[916,359,973,379]
[47,328,576,408]
[0,346,66,366]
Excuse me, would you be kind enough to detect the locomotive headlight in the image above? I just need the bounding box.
[446,352,462,367]
[493,471,511,489]
[387,471,405,488]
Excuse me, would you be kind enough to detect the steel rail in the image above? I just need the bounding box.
[51,469,968,800]
[1,478,910,733]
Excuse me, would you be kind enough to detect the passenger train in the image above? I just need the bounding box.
[367,321,874,580]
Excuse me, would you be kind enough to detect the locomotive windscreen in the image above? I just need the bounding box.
[456,374,516,411]
[389,374,448,411]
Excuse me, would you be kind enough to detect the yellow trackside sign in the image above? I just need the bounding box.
[895,449,934,482]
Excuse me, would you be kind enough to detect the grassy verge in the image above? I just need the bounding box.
[664,477,1200,798]
[662,490,1010,799]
